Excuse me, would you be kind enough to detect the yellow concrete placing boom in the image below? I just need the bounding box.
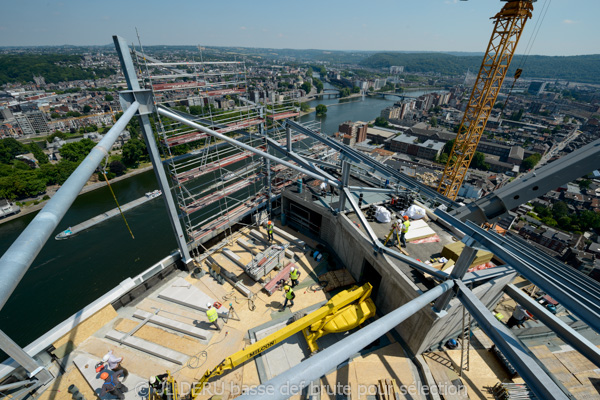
[437,0,534,200]
[191,283,376,398]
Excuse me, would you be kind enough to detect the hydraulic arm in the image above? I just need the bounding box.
[191,283,375,398]
[437,0,534,200]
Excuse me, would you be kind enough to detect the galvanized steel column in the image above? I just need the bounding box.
[113,35,192,265]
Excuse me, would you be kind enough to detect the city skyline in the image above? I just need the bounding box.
[0,0,598,56]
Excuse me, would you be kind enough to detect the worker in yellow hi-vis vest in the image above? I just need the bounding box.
[281,285,295,309]
[206,303,221,331]
[400,215,410,248]
[290,266,300,287]
[267,220,274,241]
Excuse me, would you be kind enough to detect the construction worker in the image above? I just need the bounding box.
[282,285,295,309]
[290,266,300,287]
[99,370,127,400]
[267,220,274,241]
[149,373,169,400]
[206,303,221,331]
[400,215,410,248]
[384,217,401,247]
[102,350,129,381]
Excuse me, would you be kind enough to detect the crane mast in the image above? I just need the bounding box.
[437,1,534,200]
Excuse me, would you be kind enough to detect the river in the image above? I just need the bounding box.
[0,86,438,350]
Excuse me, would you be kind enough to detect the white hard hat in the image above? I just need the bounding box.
[291,267,295,271]
[206,302,212,308]
[149,376,156,384]
[102,354,110,363]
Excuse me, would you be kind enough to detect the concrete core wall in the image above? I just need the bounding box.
[282,190,512,355]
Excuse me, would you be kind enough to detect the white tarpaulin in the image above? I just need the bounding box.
[405,205,427,220]
[375,206,391,223]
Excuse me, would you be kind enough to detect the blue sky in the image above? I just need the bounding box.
[0,0,597,56]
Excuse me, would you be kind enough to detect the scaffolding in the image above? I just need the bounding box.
[130,41,331,249]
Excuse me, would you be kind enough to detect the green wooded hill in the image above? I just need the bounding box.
[0,54,115,85]
[360,53,600,84]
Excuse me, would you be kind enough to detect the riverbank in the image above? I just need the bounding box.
[0,164,154,226]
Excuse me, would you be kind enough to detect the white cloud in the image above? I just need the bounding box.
[444,0,459,4]
[563,19,577,24]
[240,26,247,30]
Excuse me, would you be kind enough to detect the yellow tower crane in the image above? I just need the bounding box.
[437,0,534,200]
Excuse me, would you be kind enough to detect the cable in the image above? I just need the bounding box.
[101,169,135,239]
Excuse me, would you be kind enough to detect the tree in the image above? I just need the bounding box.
[551,201,568,219]
[104,94,114,102]
[315,104,327,116]
[579,179,592,190]
[522,153,541,170]
[0,170,46,200]
[301,81,312,94]
[510,109,524,121]
[83,105,92,114]
[374,117,389,128]
[0,138,27,164]
[471,152,489,171]
[442,139,455,155]
[28,143,49,164]
[352,86,360,93]
[313,78,324,94]
[109,160,126,176]
[59,138,96,163]
[121,138,148,167]
[437,153,449,164]
[429,116,438,127]
[299,102,310,112]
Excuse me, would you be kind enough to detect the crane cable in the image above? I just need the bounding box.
[100,158,135,239]
[499,0,551,121]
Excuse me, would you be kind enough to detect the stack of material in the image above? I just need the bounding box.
[491,382,537,399]
[416,172,438,187]
[263,262,295,295]
[441,241,493,268]
[318,269,356,292]
[404,219,437,241]
[245,243,289,280]
[377,378,401,400]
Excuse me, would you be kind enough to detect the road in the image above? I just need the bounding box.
[536,127,581,169]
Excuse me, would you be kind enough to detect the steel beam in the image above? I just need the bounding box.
[0,379,37,391]
[158,107,340,188]
[433,246,477,311]
[0,101,139,312]
[236,281,455,400]
[505,284,600,369]
[339,161,351,211]
[347,186,398,194]
[502,231,600,297]
[286,126,292,152]
[456,281,569,400]
[451,138,600,224]
[463,265,515,284]
[0,330,52,384]
[284,120,458,209]
[265,137,339,183]
[113,36,193,265]
[435,209,600,334]
[342,187,379,247]
[381,247,449,281]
